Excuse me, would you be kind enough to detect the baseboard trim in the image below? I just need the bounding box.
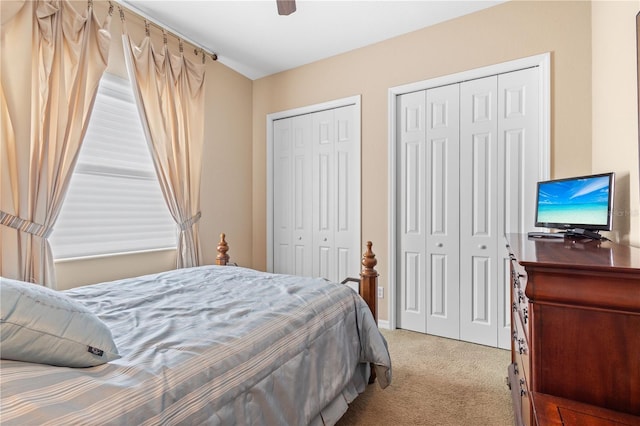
[377,319,390,330]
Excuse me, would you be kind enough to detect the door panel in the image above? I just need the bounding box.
[425,84,460,339]
[397,91,427,332]
[334,105,360,282]
[471,132,492,236]
[471,256,490,323]
[405,252,421,313]
[273,119,292,275]
[317,245,331,279]
[292,114,313,277]
[496,67,540,349]
[460,76,499,346]
[313,109,336,281]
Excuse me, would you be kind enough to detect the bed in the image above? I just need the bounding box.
[0,235,391,425]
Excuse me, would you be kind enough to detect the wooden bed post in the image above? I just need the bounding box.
[361,241,379,384]
[360,241,378,324]
[215,233,230,265]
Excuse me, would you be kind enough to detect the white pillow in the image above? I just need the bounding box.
[0,277,120,367]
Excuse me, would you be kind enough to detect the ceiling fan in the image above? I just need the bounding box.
[277,0,296,16]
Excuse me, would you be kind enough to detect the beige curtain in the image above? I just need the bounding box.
[0,0,111,287]
[122,30,205,269]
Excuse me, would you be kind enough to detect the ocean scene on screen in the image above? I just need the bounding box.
[537,176,610,226]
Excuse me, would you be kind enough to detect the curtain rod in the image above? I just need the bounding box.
[110,0,218,62]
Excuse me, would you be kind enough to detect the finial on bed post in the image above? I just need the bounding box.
[215,233,230,265]
[360,241,378,324]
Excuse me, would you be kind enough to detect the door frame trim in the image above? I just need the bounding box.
[266,95,362,273]
[386,53,551,330]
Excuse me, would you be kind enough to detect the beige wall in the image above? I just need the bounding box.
[252,0,595,321]
[592,0,640,246]
[55,1,254,289]
[50,0,640,307]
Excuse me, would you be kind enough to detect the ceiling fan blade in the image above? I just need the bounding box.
[277,0,296,16]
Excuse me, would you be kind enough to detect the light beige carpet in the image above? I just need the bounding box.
[337,329,515,426]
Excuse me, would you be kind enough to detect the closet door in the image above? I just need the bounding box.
[397,90,427,332]
[291,114,313,277]
[396,66,542,348]
[333,105,360,282]
[273,118,293,275]
[273,115,313,276]
[311,105,360,283]
[312,109,336,280]
[496,67,540,348]
[271,101,360,283]
[397,84,460,337]
[424,84,460,339]
[458,68,539,347]
[459,76,499,346]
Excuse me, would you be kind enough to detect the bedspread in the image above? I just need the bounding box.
[0,265,391,425]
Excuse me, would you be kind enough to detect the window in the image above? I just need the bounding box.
[50,73,177,260]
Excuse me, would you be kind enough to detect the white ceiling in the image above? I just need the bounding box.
[120,0,505,80]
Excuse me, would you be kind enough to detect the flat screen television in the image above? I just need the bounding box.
[531,172,615,239]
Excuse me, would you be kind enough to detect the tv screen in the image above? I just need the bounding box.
[534,172,615,232]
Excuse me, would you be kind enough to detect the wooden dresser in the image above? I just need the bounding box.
[505,233,640,426]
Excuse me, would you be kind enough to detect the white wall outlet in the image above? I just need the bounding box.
[378,286,384,298]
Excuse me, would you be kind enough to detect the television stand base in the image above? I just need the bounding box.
[527,229,608,241]
[527,232,565,239]
[565,228,607,240]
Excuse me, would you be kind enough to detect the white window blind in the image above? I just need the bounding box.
[50,73,177,260]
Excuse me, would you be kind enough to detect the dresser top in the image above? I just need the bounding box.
[505,233,640,274]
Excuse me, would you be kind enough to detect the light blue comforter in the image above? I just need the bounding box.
[0,265,391,425]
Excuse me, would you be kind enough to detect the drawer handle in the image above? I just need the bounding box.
[479,244,487,249]
[519,379,527,397]
[436,243,443,247]
[517,338,527,355]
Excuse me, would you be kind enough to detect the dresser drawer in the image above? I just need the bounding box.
[509,358,532,426]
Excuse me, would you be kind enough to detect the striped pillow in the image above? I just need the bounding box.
[0,277,120,367]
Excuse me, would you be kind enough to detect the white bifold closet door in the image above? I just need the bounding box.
[397,84,461,339]
[273,105,360,284]
[397,67,539,348]
[273,114,313,277]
